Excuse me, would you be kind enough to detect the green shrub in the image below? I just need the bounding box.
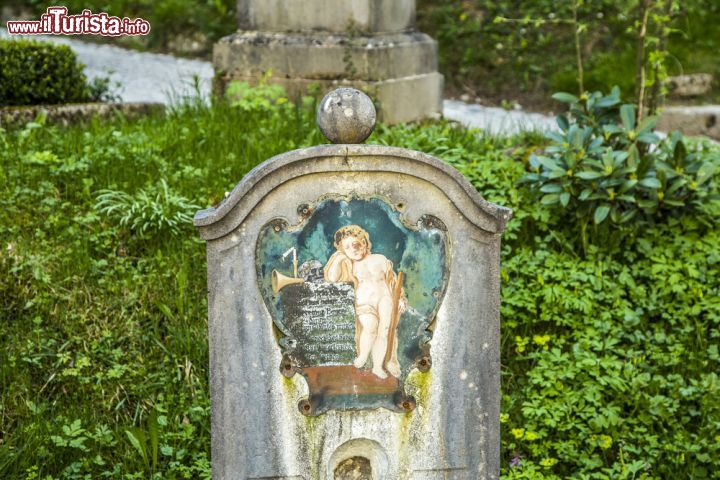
[520,88,718,251]
[0,39,90,106]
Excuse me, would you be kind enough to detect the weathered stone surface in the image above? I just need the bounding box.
[658,105,720,140]
[237,0,416,34]
[0,102,164,127]
[216,73,443,125]
[317,88,376,144]
[214,0,442,124]
[167,31,209,55]
[213,32,438,82]
[195,141,510,479]
[666,73,713,98]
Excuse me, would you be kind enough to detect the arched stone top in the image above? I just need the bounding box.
[194,144,512,241]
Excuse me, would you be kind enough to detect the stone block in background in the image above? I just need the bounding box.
[666,73,713,98]
[658,105,720,141]
[213,0,442,124]
[237,0,416,34]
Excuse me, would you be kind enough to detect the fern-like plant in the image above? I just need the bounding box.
[94,179,200,239]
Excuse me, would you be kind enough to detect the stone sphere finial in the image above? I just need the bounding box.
[317,88,376,144]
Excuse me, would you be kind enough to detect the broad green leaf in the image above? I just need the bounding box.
[552,92,579,103]
[560,192,570,207]
[637,132,661,144]
[537,156,565,172]
[636,115,658,134]
[547,169,569,179]
[627,144,640,168]
[540,184,563,193]
[125,429,148,465]
[556,114,569,132]
[541,193,560,205]
[594,204,610,224]
[638,199,658,209]
[620,104,636,131]
[545,131,567,144]
[576,171,605,180]
[595,96,621,108]
[666,177,687,194]
[696,162,716,185]
[674,137,688,164]
[639,178,661,189]
[603,124,622,135]
[620,210,637,223]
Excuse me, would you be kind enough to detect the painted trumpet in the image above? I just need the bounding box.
[272,247,305,293]
[272,270,305,293]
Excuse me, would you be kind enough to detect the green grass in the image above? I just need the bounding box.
[1,93,718,479]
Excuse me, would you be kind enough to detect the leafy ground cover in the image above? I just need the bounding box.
[1,91,718,479]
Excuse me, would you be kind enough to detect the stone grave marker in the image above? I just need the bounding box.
[195,88,512,479]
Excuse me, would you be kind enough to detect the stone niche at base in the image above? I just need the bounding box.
[195,88,511,479]
[213,0,443,124]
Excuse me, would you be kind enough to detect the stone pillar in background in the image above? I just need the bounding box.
[213,0,443,124]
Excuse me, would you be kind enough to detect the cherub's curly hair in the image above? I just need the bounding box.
[333,225,372,252]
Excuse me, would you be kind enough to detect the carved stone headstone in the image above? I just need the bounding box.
[195,88,511,479]
[213,0,443,124]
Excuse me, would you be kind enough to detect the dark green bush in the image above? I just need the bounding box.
[0,39,90,106]
[520,88,718,251]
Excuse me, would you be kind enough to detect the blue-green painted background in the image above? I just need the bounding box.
[256,197,448,375]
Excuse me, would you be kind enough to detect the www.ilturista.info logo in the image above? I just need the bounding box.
[6,7,151,36]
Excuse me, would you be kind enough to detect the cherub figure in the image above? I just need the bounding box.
[324,225,406,379]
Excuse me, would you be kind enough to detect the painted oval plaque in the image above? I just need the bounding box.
[256,195,449,415]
